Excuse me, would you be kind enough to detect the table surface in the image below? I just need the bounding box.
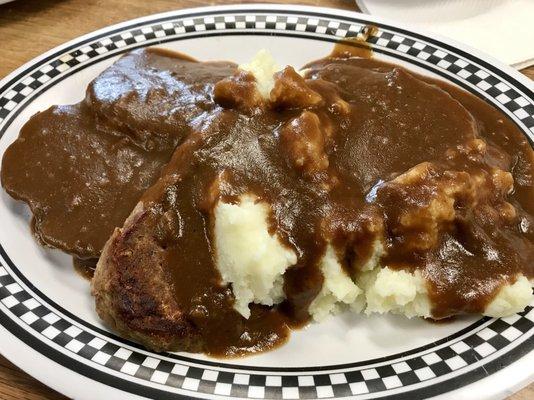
[0,0,532,399]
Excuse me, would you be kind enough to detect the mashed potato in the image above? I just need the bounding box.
[484,275,533,317]
[239,49,280,99]
[360,267,432,318]
[215,51,533,322]
[361,268,532,318]
[214,194,532,320]
[214,195,297,318]
[309,245,364,321]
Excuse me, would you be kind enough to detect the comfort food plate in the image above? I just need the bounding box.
[0,4,532,399]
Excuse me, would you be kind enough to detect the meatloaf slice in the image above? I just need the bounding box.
[91,111,292,355]
[1,48,236,260]
[92,202,204,352]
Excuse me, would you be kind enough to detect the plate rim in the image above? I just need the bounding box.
[0,4,532,400]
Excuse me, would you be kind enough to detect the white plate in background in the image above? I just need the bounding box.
[355,0,534,68]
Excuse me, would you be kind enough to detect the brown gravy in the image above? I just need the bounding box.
[73,257,97,280]
[1,49,236,259]
[2,47,532,356]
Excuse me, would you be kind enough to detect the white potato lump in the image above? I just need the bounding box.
[214,195,297,318]
[484,276,532,317]
[238,49,280,99]
[308,245,365,322]
[359,267,432,318]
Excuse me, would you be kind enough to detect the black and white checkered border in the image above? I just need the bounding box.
[0,12,533,138]
[0,8,533,399]
[0,260,533,399]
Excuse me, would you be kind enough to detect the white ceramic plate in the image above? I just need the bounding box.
[0,4,532,400]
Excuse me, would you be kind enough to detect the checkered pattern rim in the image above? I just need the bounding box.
[0,261,532,399]
[0,8,532,400]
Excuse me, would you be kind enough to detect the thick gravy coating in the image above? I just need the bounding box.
[1,49,236,260]
[2,46,533,356]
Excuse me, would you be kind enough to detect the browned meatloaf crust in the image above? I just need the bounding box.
[92,203,204,352]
